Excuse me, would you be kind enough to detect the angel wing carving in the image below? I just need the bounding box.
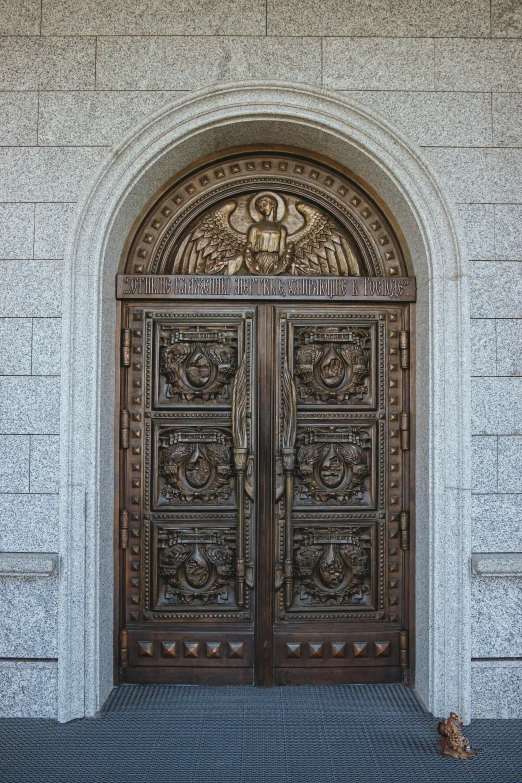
[289,204,360,276]
[172,196,361,277]
[173,202,246,275]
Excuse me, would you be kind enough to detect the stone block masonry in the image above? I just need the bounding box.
[0,0,520,719]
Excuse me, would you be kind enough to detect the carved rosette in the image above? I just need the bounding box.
[293,528,371,607]
[159,324,237,403]
[157,528,236,607]
[293,326,371,404]
[158,428,234,504]
[295,426,372,505]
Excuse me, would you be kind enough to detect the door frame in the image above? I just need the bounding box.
[58,82,471,722]
[114,298,415,687]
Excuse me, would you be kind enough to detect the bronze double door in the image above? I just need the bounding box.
[118,299,411,685]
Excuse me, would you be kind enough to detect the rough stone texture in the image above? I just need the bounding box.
[0,203,34,260]
[493,93,522,147]
[39,90,183,146]
[0,576,57,657]
[0,317,32,374]
[470,319,496,376]
[341,91,492,147]
[0,147,108,201]
[423,148,522,203]
[0,36,95,90]
[34,203,76,260]
[494,205,522,261]
[471,436,497,494]
[0,91,38,145]
[0,660,57,718]
[0,551,58,576]
[42,0,266,36]
[456,204,495,261]
[435,38,522,92]
[498,437,522,493]
[472,493,522,552]
[472,377,522,435]
[30,435,60,493]
[497,319,522,376]
[268,0,491,37]
[492,0,522,37]
[0,376,60,434]
[0,0,41,36]
[472,576,522,657]
[96,37,322,91]
[0,261,62,317]
[472,552,522,575]
[0,494,58,552]
[470,262,522,318]
[472,660,522,719]
[31,318,61,375]
[324,38,434,90]
[0,435,30,492]
[0,493,59,551]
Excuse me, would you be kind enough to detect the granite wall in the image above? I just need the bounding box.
[0,0,521,718]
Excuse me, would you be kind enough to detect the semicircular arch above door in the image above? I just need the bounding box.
[121,149,409,278]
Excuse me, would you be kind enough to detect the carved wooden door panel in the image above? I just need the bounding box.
[119,303,256,683]
[118,300,411,685]
[272,303,410,684]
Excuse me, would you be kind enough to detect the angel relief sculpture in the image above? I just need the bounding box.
[172,192,362,277]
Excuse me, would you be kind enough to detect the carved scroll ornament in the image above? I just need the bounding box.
[294,326,371,403]
[295,426,371,504]
[159,325,237,402]
[158,528,236,606]
[158,428,234,504]
[293,528,371,606]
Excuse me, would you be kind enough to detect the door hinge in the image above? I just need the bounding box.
[400,411,409,450]
[399,330,409,369]
[119,509,129,549]
[399,511,409,550]
[120,629,129,668]
[399,629,409,668]
[120,409,130,449]
[121,328,131,366]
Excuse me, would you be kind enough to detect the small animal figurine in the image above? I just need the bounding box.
[438,712,477,759]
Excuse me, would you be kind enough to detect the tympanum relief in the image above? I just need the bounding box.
[172,193,361,277]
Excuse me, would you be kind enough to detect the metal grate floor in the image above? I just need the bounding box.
[0,684,521,783]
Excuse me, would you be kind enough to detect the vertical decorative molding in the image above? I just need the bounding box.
[59,82,471,721]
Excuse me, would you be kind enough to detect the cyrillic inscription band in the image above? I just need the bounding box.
[117,275,416,302]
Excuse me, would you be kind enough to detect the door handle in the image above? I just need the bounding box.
[232,355,251,605]
[280,358,297,606]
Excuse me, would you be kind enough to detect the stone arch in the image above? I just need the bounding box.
[58,82,471,722]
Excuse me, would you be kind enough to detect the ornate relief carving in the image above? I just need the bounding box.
[172,192,361,277]
[158,428,234,504]
[295,426,372,505]
[293,527,371,606]
[293,326,371,403]
[159,324,237,402]
[157,528,236,607]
